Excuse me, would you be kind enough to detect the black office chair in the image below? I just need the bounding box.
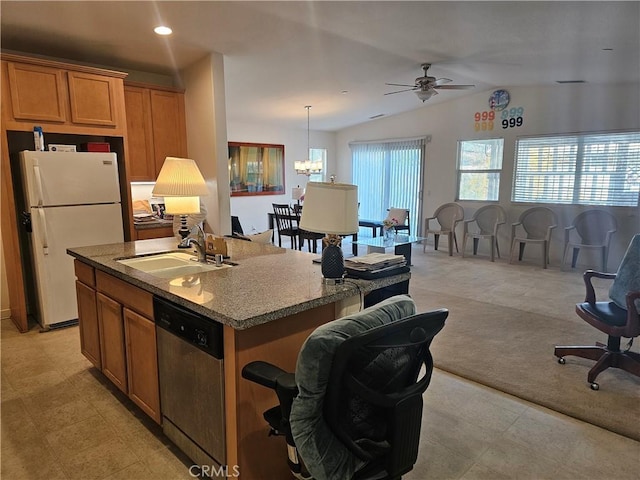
[555,234,640,390]
[242,295,448,480]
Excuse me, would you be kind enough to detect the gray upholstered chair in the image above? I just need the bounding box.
[509,207,558,269]
[555,234,640,390]
[423,202,464,256]
[241,295,448,480]
[462,205,506,262]
[562,210,617,271]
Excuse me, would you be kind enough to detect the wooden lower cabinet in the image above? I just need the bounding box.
[124,308,161,423]
[74,260,161,424]
[97,292,128,394]
[75,280,101,369]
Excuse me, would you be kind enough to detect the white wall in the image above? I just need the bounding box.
[182,53,231,235]
[335,82,640,269]
[226,121,336,234]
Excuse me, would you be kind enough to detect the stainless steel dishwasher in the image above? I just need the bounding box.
[154,296,226,468]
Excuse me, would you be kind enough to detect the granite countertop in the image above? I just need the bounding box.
[67,238,410,330]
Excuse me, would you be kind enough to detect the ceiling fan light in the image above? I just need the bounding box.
[416,89,435,102]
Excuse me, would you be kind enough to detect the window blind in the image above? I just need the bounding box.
[350,137,425,234]
[513,131,640,207]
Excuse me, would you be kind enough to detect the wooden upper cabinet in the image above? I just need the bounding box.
[149,89,188,175]
[7,62,67,123]
[124,86,155,181]
[67,71,118,126]
[1,53,127,134]
[124,83,188,181]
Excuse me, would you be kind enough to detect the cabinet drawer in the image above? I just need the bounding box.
[74,260,96,287]
[135,226,174,240]
[96,270,153,318]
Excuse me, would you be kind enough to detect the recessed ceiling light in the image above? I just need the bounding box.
[154,26,173,36]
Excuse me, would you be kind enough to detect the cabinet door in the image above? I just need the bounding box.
[97,292,128,394]
[124,86,156,181]
[124,308,161,424]
[7,62,67,122]
[75,281,101,369]
[149,90,188,176]
[67,71,117,126]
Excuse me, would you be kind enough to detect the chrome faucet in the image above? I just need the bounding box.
[179,224,207,263]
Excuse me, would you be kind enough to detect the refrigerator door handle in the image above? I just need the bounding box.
[37,208,50,255]
[33,162,44,206]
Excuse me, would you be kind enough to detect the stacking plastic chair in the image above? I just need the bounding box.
[462,205,506,262]
[509,207,557,269]
[423,203,464,256]
[563,210,617,271]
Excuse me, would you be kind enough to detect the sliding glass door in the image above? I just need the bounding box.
[351,137,425,236]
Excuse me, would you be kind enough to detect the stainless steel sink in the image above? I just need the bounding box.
[117,252,231,278]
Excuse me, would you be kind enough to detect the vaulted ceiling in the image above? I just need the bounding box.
[2,1,638,131]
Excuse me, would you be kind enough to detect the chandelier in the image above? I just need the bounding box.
[294,106,322,176]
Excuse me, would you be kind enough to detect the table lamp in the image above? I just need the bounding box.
[299,181,358,284]
[151,157,209,245]
[292,186,304,208]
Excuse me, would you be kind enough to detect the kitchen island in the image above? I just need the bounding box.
[68,237,410,479]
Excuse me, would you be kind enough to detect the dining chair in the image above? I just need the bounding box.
[509,207,558,269]
[293,204,324,253]
[462,205,506,262]
[272,203,299,249]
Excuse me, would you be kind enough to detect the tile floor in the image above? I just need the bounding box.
[2,241,639,479]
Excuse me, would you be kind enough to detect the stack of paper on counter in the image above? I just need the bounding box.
[345,253,406,273]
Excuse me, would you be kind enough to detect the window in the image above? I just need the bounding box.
[308,148,326,182]
[513,131,640,207]
[457,138,504,201]
[350,137,425,236]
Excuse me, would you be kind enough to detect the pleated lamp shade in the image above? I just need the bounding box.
[152,157,209,214]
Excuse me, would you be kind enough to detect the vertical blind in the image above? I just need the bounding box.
[513,131,640,207]
[350,137,425,234]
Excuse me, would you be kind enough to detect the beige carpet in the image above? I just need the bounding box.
[406,248,640,441]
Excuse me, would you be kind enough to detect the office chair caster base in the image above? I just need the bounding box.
[557,357,566,364]
[590,382,599,391]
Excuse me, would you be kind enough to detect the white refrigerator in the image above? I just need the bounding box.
[20,151,124,329]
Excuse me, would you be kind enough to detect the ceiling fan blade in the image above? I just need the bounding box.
[385,82,417,87]
[434,77,452,86]
[384,88,418,96]
[434,84,475,90]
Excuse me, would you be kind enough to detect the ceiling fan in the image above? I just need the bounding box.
[385,63,475,102]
